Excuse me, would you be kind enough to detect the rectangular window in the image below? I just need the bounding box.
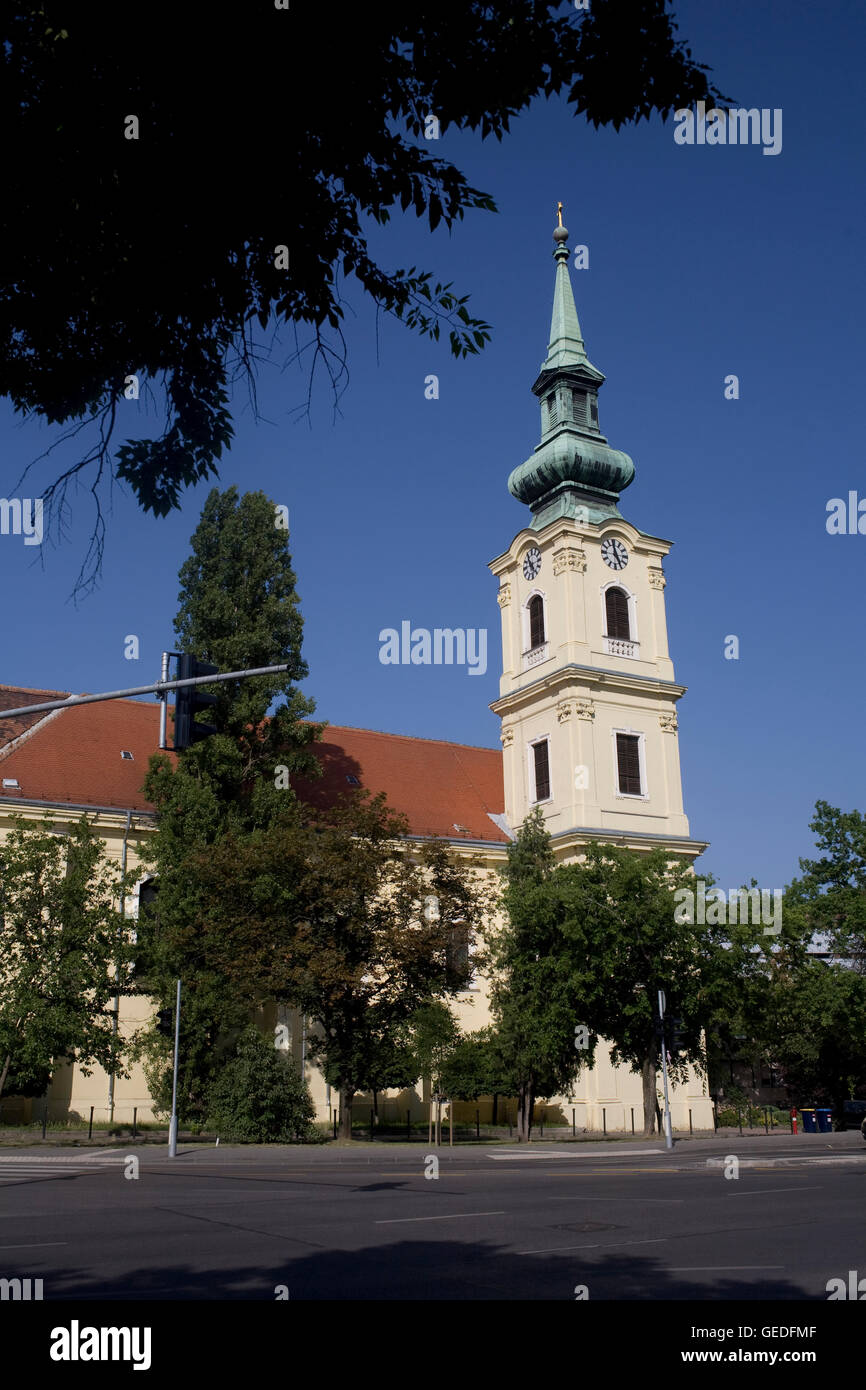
[546,393,558,426]
[533,739,551,801]
[616,733,642,796]
[589,397,599,425]
[529,596,545,648]
[572,389,586,422]
[446,921,471,985]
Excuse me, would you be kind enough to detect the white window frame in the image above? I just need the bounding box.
[449,916,478,992]
[528,734,553,805]
[522,587,548,650]
[600,578,638,641]
[600,578,639,657]
[610,726,650,801]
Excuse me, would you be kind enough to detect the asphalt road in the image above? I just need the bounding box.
[1,1132,863,1301]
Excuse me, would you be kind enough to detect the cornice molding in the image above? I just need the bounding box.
[491,662,686,717]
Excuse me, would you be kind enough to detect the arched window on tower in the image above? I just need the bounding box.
[528,594,545,649]
[605,587,630,641]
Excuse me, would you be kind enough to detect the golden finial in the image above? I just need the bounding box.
[556,201,564,227]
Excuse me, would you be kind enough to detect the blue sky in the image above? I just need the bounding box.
[1,0,863,893]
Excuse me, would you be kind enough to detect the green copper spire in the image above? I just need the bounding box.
[507,206,635,529]
[540,202,594,374]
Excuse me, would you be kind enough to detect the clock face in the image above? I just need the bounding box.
[522,547,542,580]
[601,537,628,571]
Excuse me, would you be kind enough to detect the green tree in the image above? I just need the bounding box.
[136,486,320,1118]
[489,813,732,1139]
[711,878,866,1127]
[2,3,728,586]
[760,959,866,1126]
[560,842,728,1136]
[166,794,494,1138]
[487,810,600,1142]
[0,816,134,1100]
[439,1028,513,1115]
[793,800,866,970]
[206,1026,316,1143]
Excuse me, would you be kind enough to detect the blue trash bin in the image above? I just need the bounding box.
[816,1108,832,1133]
[801,1108,816,1133]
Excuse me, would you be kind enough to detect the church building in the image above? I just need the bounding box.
[0,210,713,1133]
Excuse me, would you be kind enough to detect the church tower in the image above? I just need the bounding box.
[490,209,705,863]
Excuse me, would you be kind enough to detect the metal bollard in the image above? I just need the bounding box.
[88,1106,93,1140]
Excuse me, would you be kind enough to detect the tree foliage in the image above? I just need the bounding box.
[1,2,729,586]
[487,811,733,1138]
[136,486,320,1117]
[792,800,866,970]
[166,794,494,1137]
[0,816,134,1100]
[206,1025,317,1144]
[487,809,599,1141]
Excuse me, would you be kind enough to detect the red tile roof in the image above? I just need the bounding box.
[0,692,167,811]
[298,726,508,843]
[0,684,72,744]
[0,689,507,841]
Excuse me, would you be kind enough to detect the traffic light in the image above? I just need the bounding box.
[156,1008,173,1038]
[173,653,219,750]
[667,1016,687,1055]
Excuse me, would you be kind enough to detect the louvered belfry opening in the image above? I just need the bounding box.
[528,593,545,648]
[616,733,642,795]
[605,586,630,640]
[533,740,551,801]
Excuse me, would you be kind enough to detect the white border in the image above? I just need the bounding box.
[610,726,649,800]
[527,733,553,805]
[600,579,638,646]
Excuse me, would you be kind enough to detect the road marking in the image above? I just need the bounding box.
[725,1185,823,1197]
[0,1241,68,1250]
[0,1156,120,1166]
[490,1148,664,1160]
[667,1265,784,1272]
[517,1236,667,1256]
[544,1194,684,1203]
[375,1211,506,1225]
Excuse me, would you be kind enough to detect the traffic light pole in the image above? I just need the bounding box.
[0,664,290,723]
[658,988,674,1150]
[168,978,181,1159]
[158,652,170,750]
